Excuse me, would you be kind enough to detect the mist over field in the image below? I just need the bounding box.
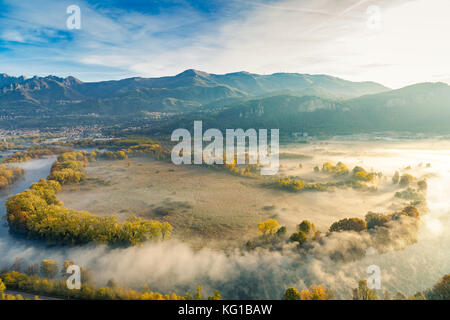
[1,139,449,299]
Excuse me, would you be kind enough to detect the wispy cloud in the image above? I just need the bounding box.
[0,0,448,88]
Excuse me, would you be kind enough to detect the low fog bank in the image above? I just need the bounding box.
[1,209,448,299]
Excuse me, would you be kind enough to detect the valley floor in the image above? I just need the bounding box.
[57,148,405,247]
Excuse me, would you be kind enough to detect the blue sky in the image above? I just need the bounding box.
[0,0,449,88]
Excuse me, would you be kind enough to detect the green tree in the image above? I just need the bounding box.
[290,220,319,244]
[106,279,119,289]
[392,171,400,184]
[298,220,315,234]
[365,212,389,229]
[276,226,287,238]
[282,287,302,300]
[25,263,39,276]
[399,174,415,187]
[289,230,307,245]
[427,274,450,300]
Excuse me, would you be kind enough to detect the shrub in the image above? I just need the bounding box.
[365,212,389,229]
[329,218,367,233]
[399,174,415,187]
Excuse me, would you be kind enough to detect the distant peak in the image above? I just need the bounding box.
[65,76,82,84]
[176,69,210,77]
[0,73,27,80]
[224,71,254,76]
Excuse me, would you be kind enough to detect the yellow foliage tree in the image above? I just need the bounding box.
[257,219,280,236]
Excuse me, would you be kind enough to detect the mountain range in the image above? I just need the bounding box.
[1,70,449,135]
[0,69,388,114]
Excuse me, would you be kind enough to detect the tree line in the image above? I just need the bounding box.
[0,164,23,189]
[3,146,72,163]
[252,205,421,262]
[267,162,382,193]
[282,274,450,300]
[6,151,173,245]
[0,258,221,300]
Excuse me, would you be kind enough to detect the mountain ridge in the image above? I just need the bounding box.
[153,82,450,136]
[1,69,449,134]
[0,69,390,115]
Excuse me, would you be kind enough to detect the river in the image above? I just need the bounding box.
[0,156,56,241]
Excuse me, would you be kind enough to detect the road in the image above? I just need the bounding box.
[5,290,61,300]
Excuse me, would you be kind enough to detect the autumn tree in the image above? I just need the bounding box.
[300,285,333,300]
[283,285,332,300]
[329,218,367,233]
[393,292,406,300]
[321,162,349,177]
[194,285,202,300]
[417,179,428,191]
[290,220,319,245]
[6,177,173,246]
[351,166,376,183]
[399,174,415,187]
[208,290,222,300]
[352,280,378,300]
[404,206,420,218]
[0,279,5,293]
[322,162,334,173]
[257,219,280,237]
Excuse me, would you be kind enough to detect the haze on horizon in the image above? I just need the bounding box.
[0,0,449,89]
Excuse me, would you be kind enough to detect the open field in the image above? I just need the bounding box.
[57,140,424,247]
